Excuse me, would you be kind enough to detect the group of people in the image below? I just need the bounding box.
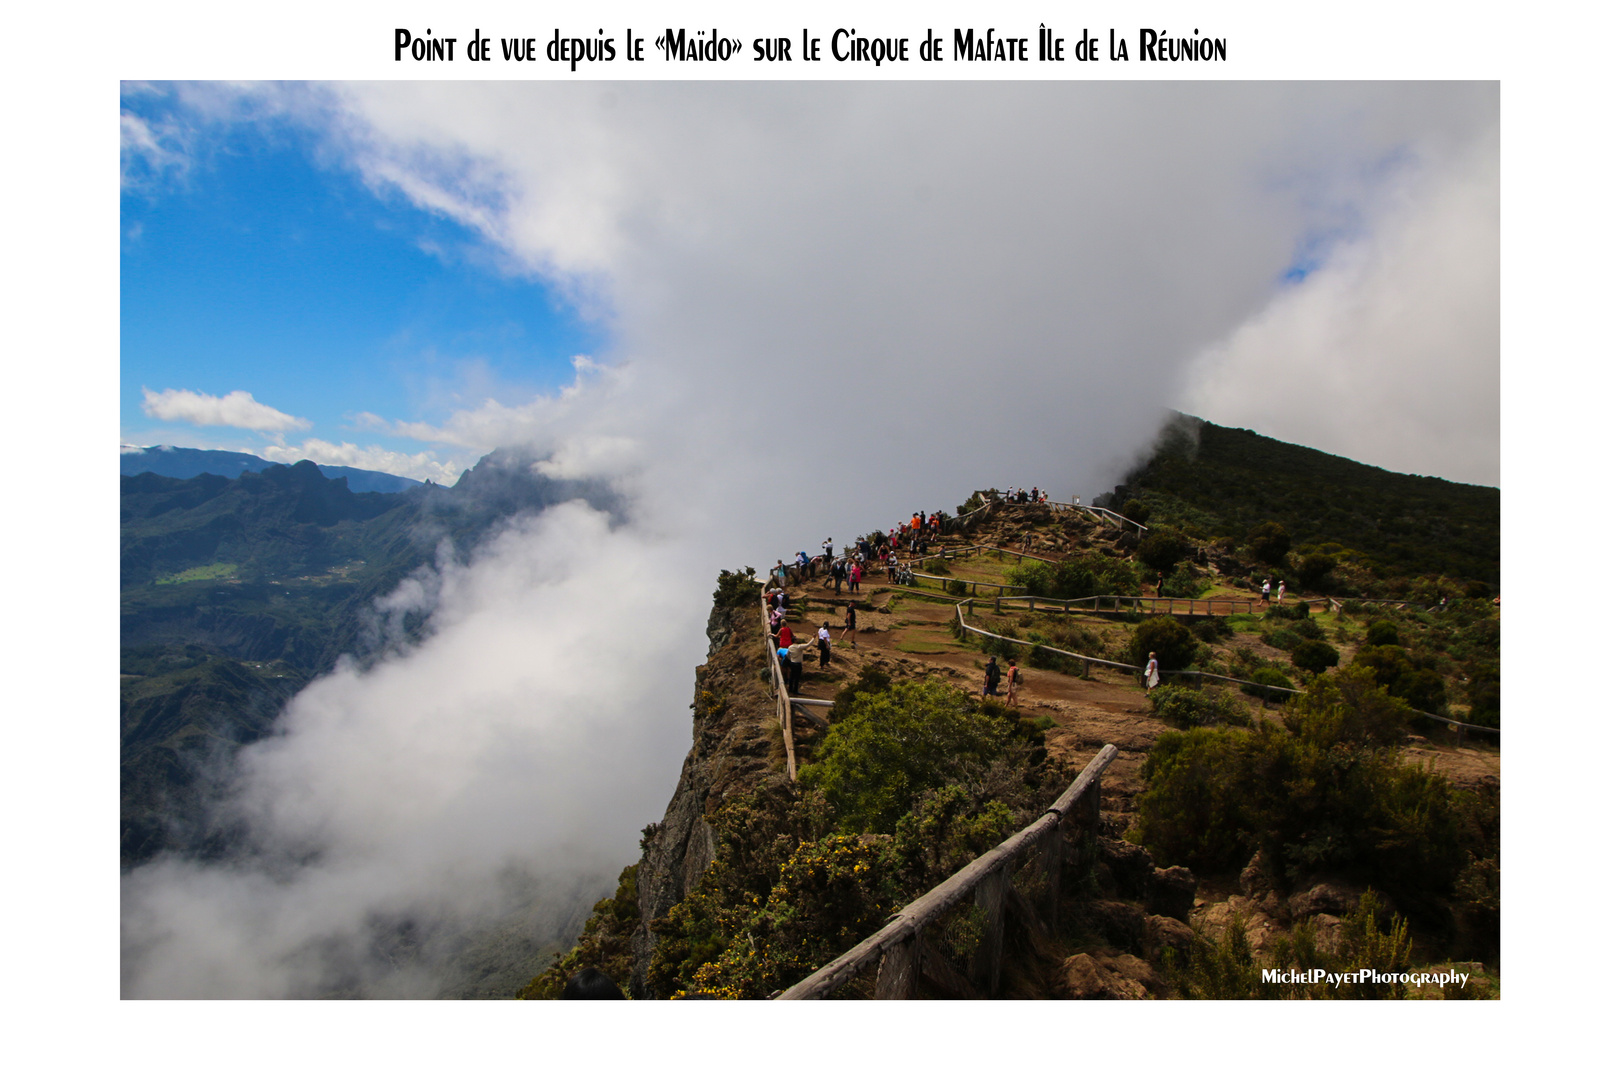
[1260,577,1287,604]
[767,583,861,696]
[1001,486,1048,504]
[980,655,1022,705]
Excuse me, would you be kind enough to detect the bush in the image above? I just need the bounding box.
[1292,618,1323,640]
[1296,552,1338,590]
[1260,627,1302,651]
[1134,705,1472,902]
[1392,669,1447,714]
[1130,617,1197,670]
[713,567,759,609]
[1248,521,1292,566]
[1122,498,1150,524]
[1241,666,1296,703]
[1291,640,1340,674]
[1283,669,1412,747]
[1349,644,1411,690]
[1160,562,1204,599]
[1191,617,1233,643]
[1366,619,1401,646]
[922,557,950,575]
[1138,528,1187,573]
[801,678,1035,833]
[1148,685,1252,729]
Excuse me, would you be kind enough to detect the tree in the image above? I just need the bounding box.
[1248,521,1292,566]
[1130,616,1197,670]
[1138,528,1188,573]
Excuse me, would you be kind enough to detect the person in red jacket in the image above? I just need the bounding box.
[778,621,793,648]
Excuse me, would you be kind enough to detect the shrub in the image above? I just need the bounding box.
[1130,617,1197,670]
[944,578,968,597]
[1392,669,1447,714]
[922,557,950,575]
[1138,528,1187,573]
[1283,668,1412,746]
[1260,627,1302,651]
[1148,685,1252,729]
[1135,708,1471,901]
[713,567,759,609]
[1349,644,1411,690]
[1291,640,1340,674]
[1160,562,1204,599]
[1248,521,1292,566]
[1122,498,1150,524]
[1191,617,1233,643]
[1242,666,1296,703]
[1365,619,1401,646]
[801,678,1034,833]
[1296,552,1338,590]
[1292,618,1323,640]
[826,664,892,724]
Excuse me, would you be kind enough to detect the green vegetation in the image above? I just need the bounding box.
[154,562,240,584]
[1130,617,1196,670]
[1005,552,1141,599]
[713,567,759,608]
[1290,639,1340,674]
[628,676,1057,998]
[516,864,639,999]
[1133,669,1496,915]
[1147,685,1252,729]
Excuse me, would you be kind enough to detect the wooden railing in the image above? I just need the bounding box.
[759,585,798,781]
[777,744,1119,1000]
[951,600,1498,735]
[901,569,1256,616]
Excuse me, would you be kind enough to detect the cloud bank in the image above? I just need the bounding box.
[141,387,311,433]
[122,82,1498,997]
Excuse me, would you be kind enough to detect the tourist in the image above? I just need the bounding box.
[1006,660,1021,707]
[817,622,831,668]
[1144,651,1160,690]
[838,601,857,643]
[983,656,1002,697]
[786,639,812,695]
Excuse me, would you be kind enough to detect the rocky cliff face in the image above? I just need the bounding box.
[628,599,780,996]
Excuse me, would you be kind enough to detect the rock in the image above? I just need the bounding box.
[1239,851,1267,898]
[1058,952,1152,1000]
[1085,899,1146,950]
[1287,881,1385,921]
[1098,838,1156,898]
[1145,865,1196,922]
[1307,913,1344,953]
[1143,915,1196,961]
[1193,896,1285,955]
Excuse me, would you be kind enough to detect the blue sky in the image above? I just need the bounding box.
[121,90,599,481]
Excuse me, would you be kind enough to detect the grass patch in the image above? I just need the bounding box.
[155,562,239,585]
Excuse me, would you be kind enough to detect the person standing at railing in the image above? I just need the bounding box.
[786,639,812,695]
[778,619,794,649]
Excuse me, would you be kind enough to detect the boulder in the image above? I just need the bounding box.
[1085,899,1145,950]
[1286,881,1389,921]
[1143,915,1196,962]
[1145,865,1196,922]
[1098,838,1156,898]
[1058,952,1153,1000]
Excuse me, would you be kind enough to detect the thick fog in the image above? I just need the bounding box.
[121,82,1498,997]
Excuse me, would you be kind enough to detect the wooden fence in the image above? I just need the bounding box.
[759,585,799,781]
[777,744,1119,1000]
[951,600,1499,736]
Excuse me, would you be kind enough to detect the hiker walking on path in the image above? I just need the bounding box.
[778,621,794,649]
[849,559,862,593]
[1006,660,1021,707]
[838,601,857,644]
[1261,578,1271,605]
[1144,651,1160,690]
[831,559,845,595]
[1277,580,1286,605]
[817,622,831,668]
[983,656,1002,697]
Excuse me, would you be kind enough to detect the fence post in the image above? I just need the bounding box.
[975,864,1011,997]
[1044,825,1065,927]
[874,935,921,1000]
[1064,599,1070,615]
[967,598,975,619]
[995,594,1002,614]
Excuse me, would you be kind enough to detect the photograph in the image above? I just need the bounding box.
[118,78,1500,1005]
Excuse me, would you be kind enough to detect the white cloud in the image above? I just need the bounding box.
[258,438,467,485]
[141,387,311,433]
[1177,127,1500,485]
